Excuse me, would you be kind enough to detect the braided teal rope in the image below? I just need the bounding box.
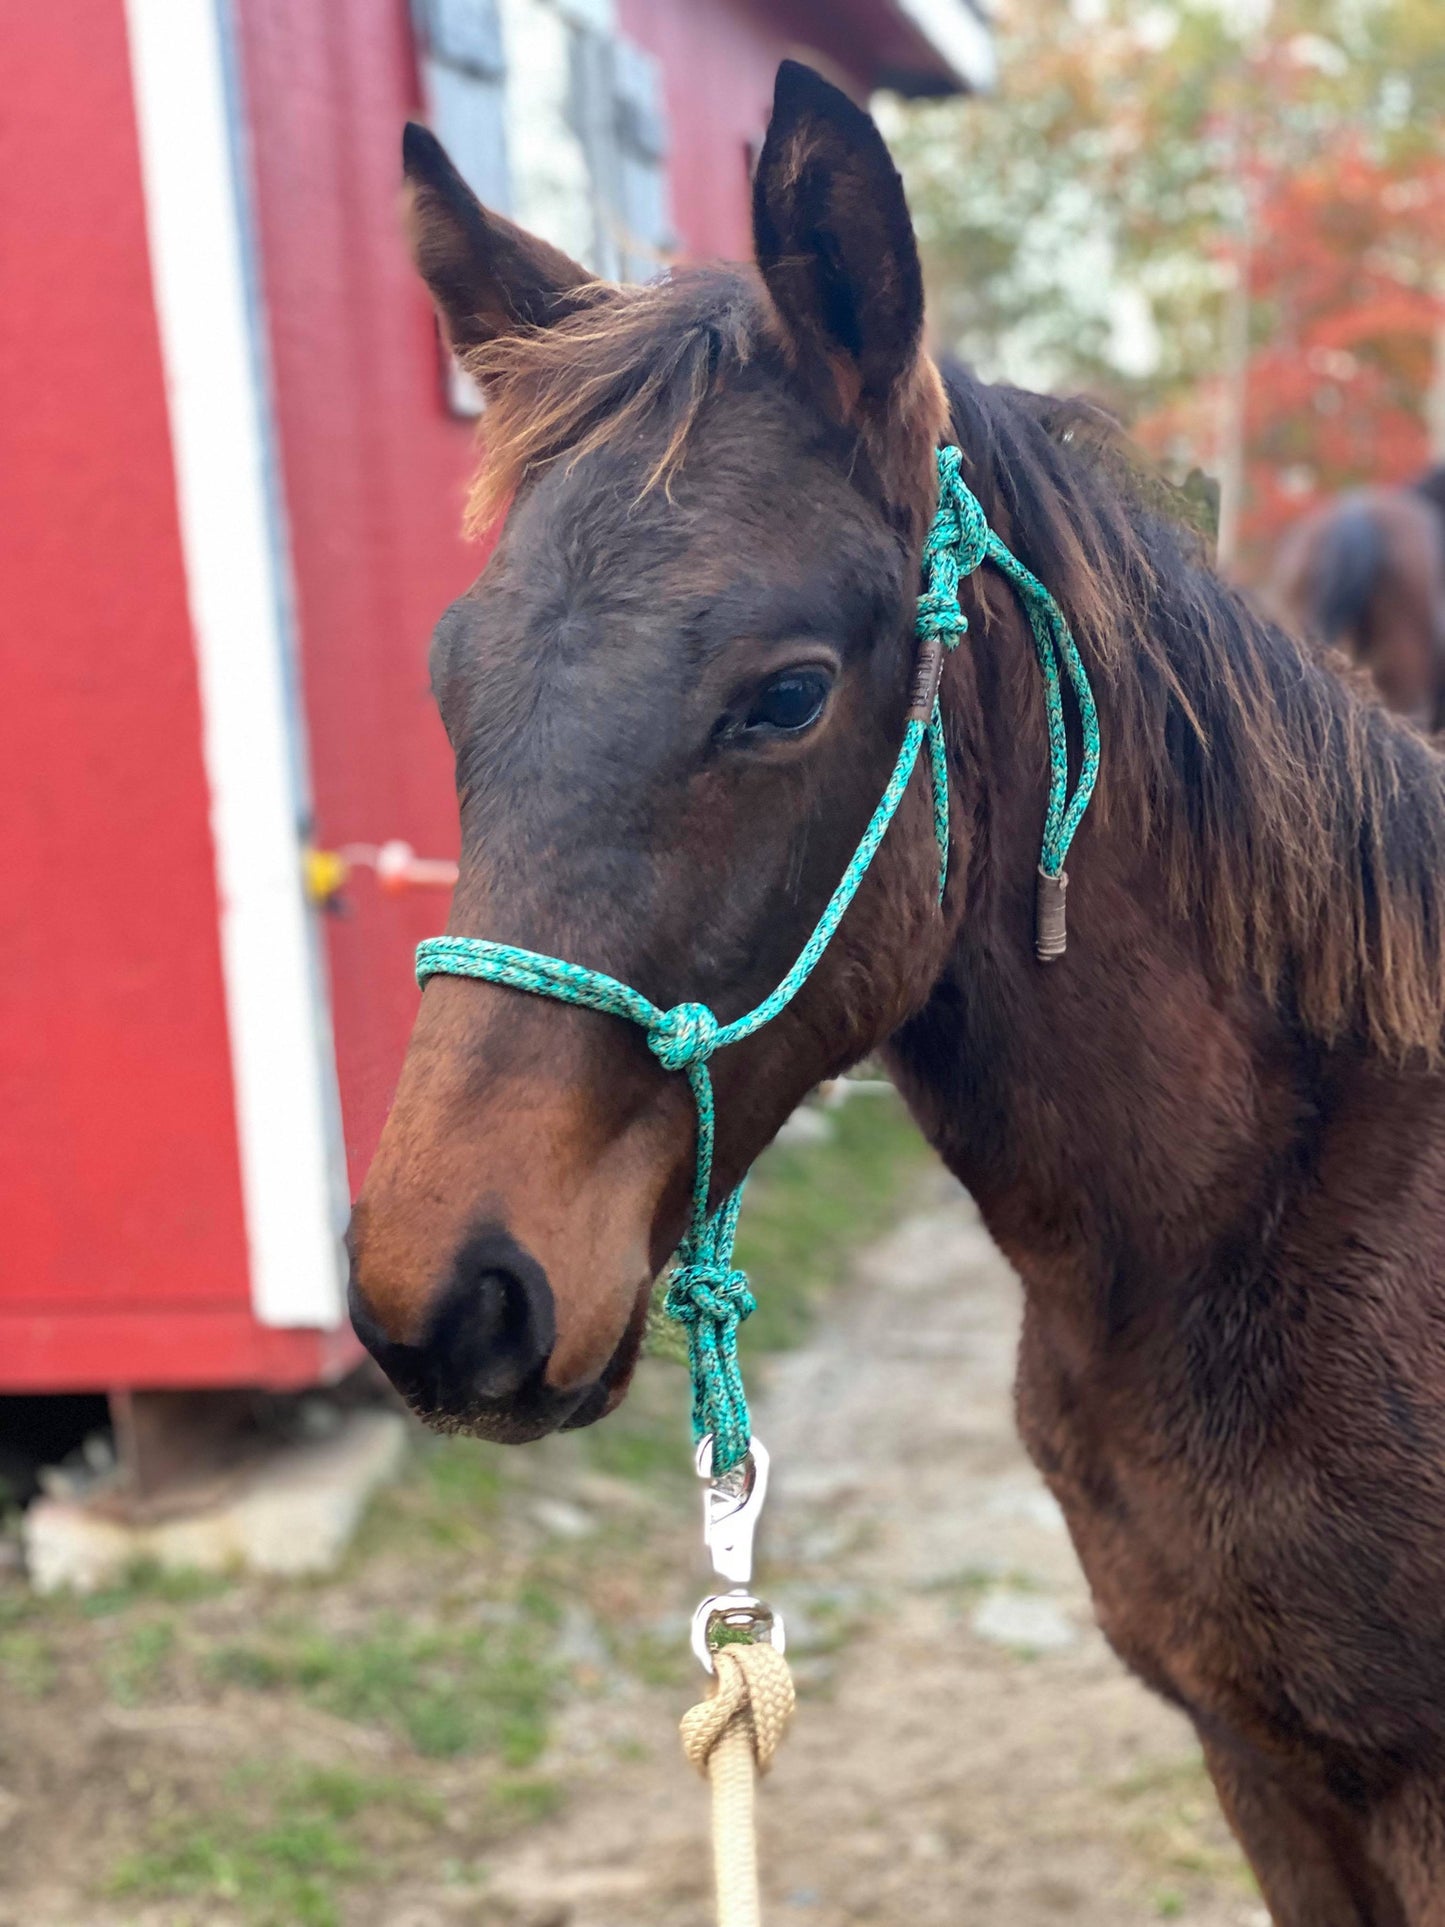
[931,445,1099,875]
[414,445,1098,1472]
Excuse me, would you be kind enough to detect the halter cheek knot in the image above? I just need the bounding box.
[664,1261,756,1329]
[665,1258,756,1474]
[649,1001,722,1071]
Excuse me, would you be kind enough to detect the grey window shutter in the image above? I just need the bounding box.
[412,0,512,414]
[566,25,672,285]
[612,38,672,283]
[414,0,511,214]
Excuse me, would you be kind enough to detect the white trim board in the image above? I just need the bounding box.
[124,0,346,1328]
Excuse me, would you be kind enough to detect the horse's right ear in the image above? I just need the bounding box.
[402,123,595,352]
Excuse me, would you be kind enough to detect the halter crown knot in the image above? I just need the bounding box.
[649,1001,721,1071]
[920,448,990,628]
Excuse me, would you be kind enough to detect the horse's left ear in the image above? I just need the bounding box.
[752,61,927,422]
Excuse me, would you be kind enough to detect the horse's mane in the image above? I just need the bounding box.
[465,269,1445,1060]
[937,366,1445,1060]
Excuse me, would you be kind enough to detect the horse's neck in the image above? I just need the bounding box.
[886,746,1309,1339]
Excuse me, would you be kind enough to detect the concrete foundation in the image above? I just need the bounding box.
[23,1407,408,1594]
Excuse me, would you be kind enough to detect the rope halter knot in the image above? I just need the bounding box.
[665,1261,756,1332]
[649,1001,722,1072]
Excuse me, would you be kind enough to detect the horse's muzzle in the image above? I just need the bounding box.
[347,1220,644,1441]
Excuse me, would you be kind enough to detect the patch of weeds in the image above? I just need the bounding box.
[923,1564,1043,1598]
[292,1765,444,1830]
[421,1436,506,1515]
[1110,1756,1214,1804]
[112,1817,355,1927]
[581,1399,688,1490]
[108,1765,440,1926]
[606,1622,689,1691]
[1154,1892,1186,1919]
[487,1772,565,1828]
[213,1605,558,1762]
[0,1627,58,1698]
[82,1559,231,1617]
[1110,1753,1250,1887]
[209,1641,288,1690]
[0,1587,36,1630]
[581,1418,678,1487]
[104,1617,176,1706]
[352,1431,506,1560]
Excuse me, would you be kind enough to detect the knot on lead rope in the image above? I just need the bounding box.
[916,582,969,641]
[649,1001,722,1071]
[681,1640,796,1780]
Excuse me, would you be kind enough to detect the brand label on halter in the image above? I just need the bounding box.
[907,638,945,723]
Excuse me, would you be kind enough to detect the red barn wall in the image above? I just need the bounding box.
[1,0,905,1394]
[0,1,264,1385]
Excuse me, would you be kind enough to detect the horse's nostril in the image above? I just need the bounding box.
[348,1225,559,1422]
[429,1258,556,1402]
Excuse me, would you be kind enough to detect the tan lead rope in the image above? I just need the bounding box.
[682,1641,797,1927]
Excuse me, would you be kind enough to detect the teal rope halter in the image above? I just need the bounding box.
[415,446,1099,1473]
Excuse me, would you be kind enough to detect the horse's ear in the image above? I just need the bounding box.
[402,123,596,352]
[752,61,927,420]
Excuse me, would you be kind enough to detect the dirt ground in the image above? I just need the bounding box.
[0,1173,1262,1926]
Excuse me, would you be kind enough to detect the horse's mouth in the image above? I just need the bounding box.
[407,1283,651,1444]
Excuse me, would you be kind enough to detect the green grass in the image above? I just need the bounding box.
[348,1432,508,1563]
[80,1558,232,1617]
[488,1771,565,1826]
[209,1602,556,1762]
[0,1627,58,1698]
[104,1617,176,1706]
[107,1766,432,1926]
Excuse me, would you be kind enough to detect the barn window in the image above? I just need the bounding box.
[501,0,674,283]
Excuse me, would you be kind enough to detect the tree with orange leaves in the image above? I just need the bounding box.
[888,0,1445,580]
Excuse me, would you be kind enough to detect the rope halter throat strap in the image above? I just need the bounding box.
[414,445,1099,1474]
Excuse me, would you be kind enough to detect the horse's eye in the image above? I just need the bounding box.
[741,668,833,737]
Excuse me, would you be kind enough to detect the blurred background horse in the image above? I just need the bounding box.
[1270,467,1445,729]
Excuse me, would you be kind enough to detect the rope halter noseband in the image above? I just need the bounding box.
[415,446,1099,1473]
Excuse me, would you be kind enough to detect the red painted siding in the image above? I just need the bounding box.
[233,0,477,1196]
[0,3,254,1359]
[0,0,336,1390]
